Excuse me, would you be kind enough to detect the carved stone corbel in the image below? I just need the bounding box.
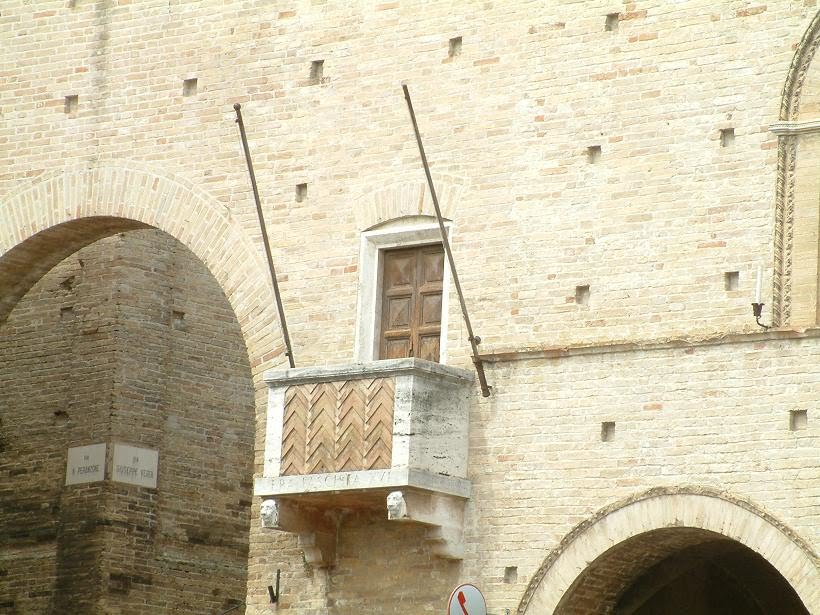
[386,490,465,559]
[260,498,336,567]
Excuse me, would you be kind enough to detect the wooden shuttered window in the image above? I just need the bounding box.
[379,244,444,363]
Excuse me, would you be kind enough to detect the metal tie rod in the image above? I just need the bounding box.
[402,84,491,397]
[233,103,296,368]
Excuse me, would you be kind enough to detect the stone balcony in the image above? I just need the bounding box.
[254,358,474,566]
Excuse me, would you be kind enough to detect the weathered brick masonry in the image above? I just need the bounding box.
[1,1,819,614]
[1,230,255,614]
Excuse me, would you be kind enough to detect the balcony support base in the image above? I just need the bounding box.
[260,498,337,567]
[386,490,465,560]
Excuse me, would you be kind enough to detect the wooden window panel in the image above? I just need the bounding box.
[417,334,440,363]
[379,245,444,362]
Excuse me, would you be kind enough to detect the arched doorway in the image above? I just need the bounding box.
[0,227,257,613]
[518,488,819,615]
[556,528,807,614]
[0,165,285,613]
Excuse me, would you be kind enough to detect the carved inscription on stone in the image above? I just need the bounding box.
[112,444,158,488]
[65,443,106,485]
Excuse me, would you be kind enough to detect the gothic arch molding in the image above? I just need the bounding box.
[0,161,287,370]
[517,486,819,615]
[780,10,820,122]
[773,10,820,326]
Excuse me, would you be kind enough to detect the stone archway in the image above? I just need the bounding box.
[517,487,819,615]
[0,161,286,369]
[0,162,285,612]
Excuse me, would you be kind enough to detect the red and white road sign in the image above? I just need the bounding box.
[448,583,487,615]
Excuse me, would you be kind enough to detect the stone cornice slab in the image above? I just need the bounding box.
[264,357,474,386]
[254,468,471,499]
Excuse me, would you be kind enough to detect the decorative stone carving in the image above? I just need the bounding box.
[260,498,279,529]
[772,11,820,327]
[386,490,408,519]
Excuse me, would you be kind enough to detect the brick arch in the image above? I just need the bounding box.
[0,162,286,370]
[352,179,466,231]
[518,486,819,615]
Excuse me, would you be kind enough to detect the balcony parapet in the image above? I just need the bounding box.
[255,358,474,566]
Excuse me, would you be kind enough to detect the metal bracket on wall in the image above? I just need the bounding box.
[752,302,770,329]
[268,569,281,604]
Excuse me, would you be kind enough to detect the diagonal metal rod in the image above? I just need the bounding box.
[233,103,295,368]
[402,84,491,397]
[216,602,245,615]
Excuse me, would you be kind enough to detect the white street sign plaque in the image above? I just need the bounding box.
[448,583,487,615]
[112,444,158,488]
[65,443,106,485]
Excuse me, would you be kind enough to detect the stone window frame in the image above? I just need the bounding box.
[353,216,453,363]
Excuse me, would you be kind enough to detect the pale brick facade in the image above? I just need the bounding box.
[1,1,819,614]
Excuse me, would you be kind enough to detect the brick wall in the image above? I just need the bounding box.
[3,1,815,359]
[468,337,820,613]
[242,334,819,614]
[1,234,118,613]
[2,1,819,614]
